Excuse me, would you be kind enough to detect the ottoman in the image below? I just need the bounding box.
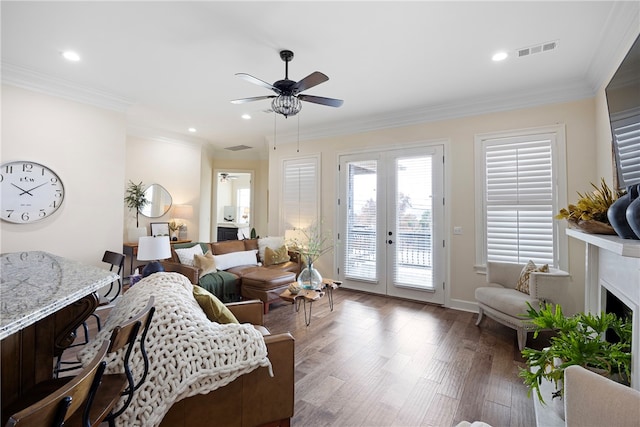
[241,269,296,313]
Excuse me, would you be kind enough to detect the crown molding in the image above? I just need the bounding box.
[1,62,132,112]
[268,80,596,145]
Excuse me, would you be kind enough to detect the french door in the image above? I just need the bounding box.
[337,145,445,304]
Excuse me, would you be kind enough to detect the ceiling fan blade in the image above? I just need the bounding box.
[292,71,329,93]
[231,95,275,104]
[298,94,344,107]
[235,73,280,93]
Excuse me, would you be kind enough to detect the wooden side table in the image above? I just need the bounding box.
[279,279,341,326]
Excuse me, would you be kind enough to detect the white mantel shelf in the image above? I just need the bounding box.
[566,228,640,258]
[567,228,640,391]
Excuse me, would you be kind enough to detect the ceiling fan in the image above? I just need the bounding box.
[219,173,238,183]
[231,50,343,118]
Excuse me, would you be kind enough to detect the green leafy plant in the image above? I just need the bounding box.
[519,302,631,403]
[555,178,624,224]
[124,180,148,227]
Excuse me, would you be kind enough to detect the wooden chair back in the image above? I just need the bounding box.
[5,340,110,427]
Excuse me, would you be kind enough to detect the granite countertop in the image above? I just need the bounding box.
[0,251,119,340]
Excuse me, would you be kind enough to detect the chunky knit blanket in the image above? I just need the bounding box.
[78,272,271,427]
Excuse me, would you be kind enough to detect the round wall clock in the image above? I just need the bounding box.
[1,160,65,223]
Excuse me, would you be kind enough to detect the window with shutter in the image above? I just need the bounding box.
[475,126,567,269]
[281,155,320,232]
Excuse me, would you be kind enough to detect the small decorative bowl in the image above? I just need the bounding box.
[288,283,301,295]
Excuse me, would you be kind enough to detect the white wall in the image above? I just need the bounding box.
[268,98,598,310]
[1,85,126,265]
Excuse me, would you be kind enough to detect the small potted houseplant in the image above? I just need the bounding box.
[519,302,631,404]
[555,178,624,234]
[124,180,148,227]
[286,221,334,289]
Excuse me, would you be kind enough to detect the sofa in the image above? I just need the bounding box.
[80,272,295,427]
[161,238,301,313]
[160,298,295,427]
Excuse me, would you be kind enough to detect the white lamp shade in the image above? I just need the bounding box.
[137,236,171,261]
[172,204,193,219]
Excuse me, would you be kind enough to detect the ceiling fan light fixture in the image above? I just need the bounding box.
[271,95,302,118]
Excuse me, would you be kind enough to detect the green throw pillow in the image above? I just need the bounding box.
[192,285,239,324]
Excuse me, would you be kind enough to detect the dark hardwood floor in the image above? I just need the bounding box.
[60,288,542,427]
[264,288,538,427]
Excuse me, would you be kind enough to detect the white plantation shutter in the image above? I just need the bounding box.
[281,156,319,231]
[483,135,556,266]
[612,114,640,186]
[344,159,378,281]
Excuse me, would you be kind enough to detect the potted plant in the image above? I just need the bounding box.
[519,302,631,404]
[555,178,624,234]
[124,180,148,228]
[285,221,334,289]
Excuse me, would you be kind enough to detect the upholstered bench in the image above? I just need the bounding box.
[241,269,296,313]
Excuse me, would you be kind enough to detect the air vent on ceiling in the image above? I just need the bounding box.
[517,40,558,58]
[225,145,252,151]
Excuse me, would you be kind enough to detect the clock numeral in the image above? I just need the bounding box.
[22,163,33,172]
[50,177,59,185]
[5,209,15,218]
[50,201,58,208]
[54,190,63,198]
[39,209,47,218]
[4,165,13,174]
[21,212,30,222]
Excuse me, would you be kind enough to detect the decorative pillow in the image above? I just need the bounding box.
[174,244,204,267]
[264,245,290,266]
[192,285,239,324]
[194,250,217,278]
[258,236,285,263]
[213,250,258,271]
[516,260,550,294]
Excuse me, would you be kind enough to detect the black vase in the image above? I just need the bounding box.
[626,185,640,239]
[608,186,639,239]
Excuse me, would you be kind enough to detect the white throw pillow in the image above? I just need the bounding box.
[213,250,258,271]
[258,236,285,263]
[174,244,204,267]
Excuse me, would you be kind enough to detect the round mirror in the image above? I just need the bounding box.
[139,184,172,218]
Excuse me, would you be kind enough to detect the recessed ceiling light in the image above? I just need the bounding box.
[62,51,80,62]
[188,127,196,132]
[492,51,508,62]
[241,114,251,120]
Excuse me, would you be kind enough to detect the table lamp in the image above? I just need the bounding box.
[137,236,171,262]
[172,204,193,240]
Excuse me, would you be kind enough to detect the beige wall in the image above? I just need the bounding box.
[124,136,203,242]
[1,85,126,265]
[268,98,599,310]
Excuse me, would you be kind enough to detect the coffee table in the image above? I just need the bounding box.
[279,279,341,326]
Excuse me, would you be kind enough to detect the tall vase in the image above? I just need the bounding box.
[297,258,323,290]
[608,186,639,239]
[626,185,640,239]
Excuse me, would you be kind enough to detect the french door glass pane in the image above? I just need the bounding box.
[394,156,433,289]
[344,160,378,281]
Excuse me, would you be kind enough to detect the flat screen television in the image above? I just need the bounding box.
[605,34,640,189]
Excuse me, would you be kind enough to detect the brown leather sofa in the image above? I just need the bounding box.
[160,300,295,427]
[162,239,301,313]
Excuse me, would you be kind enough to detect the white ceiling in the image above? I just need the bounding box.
[2,1,639,158]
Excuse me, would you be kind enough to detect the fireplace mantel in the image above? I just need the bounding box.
[567,229,640,390]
